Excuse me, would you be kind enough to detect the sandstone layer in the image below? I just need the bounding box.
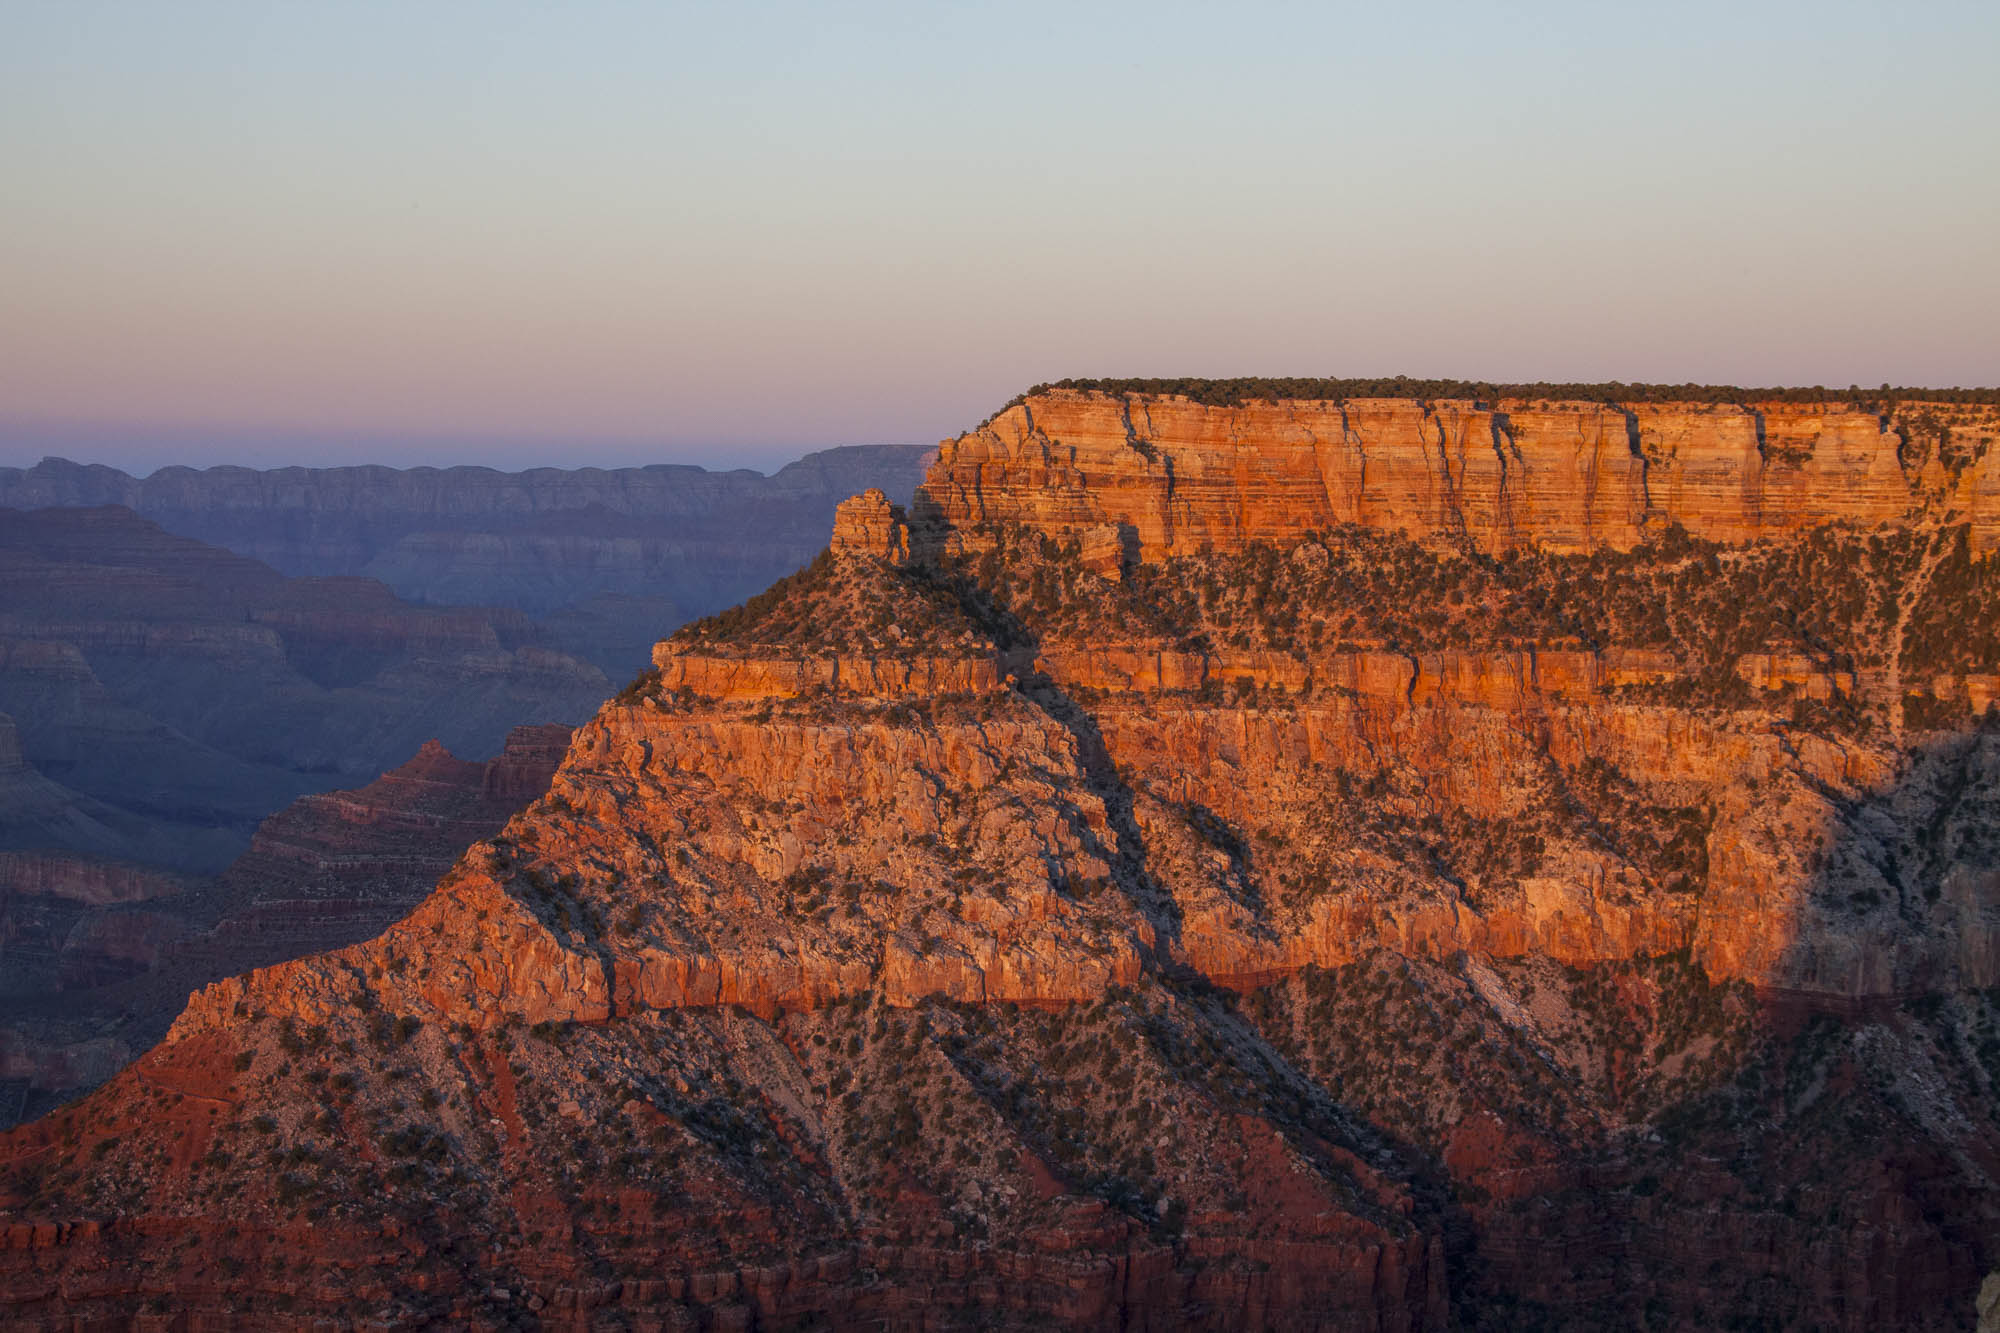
[919,390,2000,558]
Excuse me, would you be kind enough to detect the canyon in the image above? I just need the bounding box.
[2,385,1997,1329]
[0,504,609,873]
[0,446,935,679]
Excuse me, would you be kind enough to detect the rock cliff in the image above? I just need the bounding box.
[4,384,1999,1329]
[920,389,2000,557]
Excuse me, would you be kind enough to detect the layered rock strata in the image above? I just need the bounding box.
[920,390,2000,557]
[0,505,609,872]
[0,446,936,677]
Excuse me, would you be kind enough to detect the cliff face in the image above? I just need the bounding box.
[0,852,184,910]
[5,389,2000,1330]
[919,390,2000,557]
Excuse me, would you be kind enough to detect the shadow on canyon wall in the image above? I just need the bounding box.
[0,727,571,1129]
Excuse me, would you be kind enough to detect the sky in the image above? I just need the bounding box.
[3,1,1997,474]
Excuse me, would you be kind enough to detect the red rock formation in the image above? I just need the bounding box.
[5,386,1999,1329]
[829,488,912,561]
[653,648,1012,700]
[921,390,2000,557]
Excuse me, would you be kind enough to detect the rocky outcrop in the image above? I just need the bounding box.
[656,636,1990,717]
[342,671,1970,1011]
[653,647,1014,699]
[921,391,2000,557]
[828,488,912,561]
[1036,643,1630,704]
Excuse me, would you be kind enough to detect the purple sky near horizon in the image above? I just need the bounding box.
[3,1,1997,475]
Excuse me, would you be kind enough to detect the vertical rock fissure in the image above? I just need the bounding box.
[1423,403,1469,544]
[1117,400,1157,464]
[1489,412,1519,551]
[1119,398,1174,551]
[1342,402,1369,527]
[1622,408,1654,525]
[1575,415,1603,551]
[1743,408,1768,537]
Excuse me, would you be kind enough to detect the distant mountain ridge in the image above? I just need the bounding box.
[0,445,934,679]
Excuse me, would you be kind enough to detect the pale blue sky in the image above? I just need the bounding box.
[2,1,1996,472]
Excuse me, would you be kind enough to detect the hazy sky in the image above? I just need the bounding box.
[4,1,1997,473]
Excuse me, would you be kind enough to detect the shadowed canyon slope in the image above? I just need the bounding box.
[0,727,569,1130]
[0,446,935,679]
[4,385,1999,1330]
[0,505,608,872]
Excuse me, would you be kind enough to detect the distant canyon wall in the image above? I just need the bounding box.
[0,446,935,618]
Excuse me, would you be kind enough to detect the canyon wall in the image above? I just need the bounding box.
[919,390,2000,557]
[0,447,934,590]
[0,505,608,872]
